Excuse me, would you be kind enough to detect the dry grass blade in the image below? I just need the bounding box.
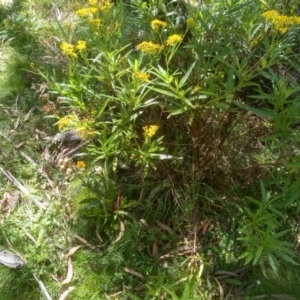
[65,246,81,259]
[96,230,103,242]
[197,220,207,231]
[62,257,73,285]
[207,223,214,232]
[213,276,224,298]
[106,291,123,298]
[113,221,125,243]
[139,218,149,228]
[33,273,52,300]
[134,284,146,291]
[159,253,173,260]
[178,248,195,256]
[74,235,99,251]
[58,287,75,300]
[123,267,145,280]
[202,221,210,235]
[21,227,38,245]
[155,220,173,234]
[152,242,158,257]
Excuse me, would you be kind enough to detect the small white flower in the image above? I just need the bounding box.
[256,280,261,285]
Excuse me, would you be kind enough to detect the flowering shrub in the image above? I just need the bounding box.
[32,0,300,296]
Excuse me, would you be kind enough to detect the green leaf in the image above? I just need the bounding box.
[224,278,243,286]
[260,180,267,203]
[272,229,291,239]
[253,246,264,265]
[178,62,196,88]
[150,87,181,99]
[161,286,180,300]
[280,253,298,265]
[267,252,278,273]
[234,100,276,119]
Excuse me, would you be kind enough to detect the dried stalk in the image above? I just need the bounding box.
[33,273,52,300]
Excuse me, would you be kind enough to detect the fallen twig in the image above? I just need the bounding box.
[33,273,52,300]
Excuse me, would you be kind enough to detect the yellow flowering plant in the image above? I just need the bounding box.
[34,0,300,291]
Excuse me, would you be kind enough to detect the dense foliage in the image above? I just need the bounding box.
[1,0,300,299]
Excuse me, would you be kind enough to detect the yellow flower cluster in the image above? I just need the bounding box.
[143,125,159,138]
[57,115,77,130]
[60,40,87,57]
[166,34,183,46]
[76,161,86,169]
[76,7,98,17]
[60,42,77,58]
[262,10,300,33]
[76,40,87,51]
[133,71,150,82]
[151,19,167,30]
[136,41,164,54]
[76,0,113,17]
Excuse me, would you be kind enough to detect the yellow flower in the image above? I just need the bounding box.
[88,0,98,5]
[136,41,164,54]
[151,19,167,30]
[133,71,150,82]
[262,10,300,33]
[29,62,35,68]
[292,16,300,25]
[60,41,77,58]
[57,115,77,131]
[88,18,101,29]
[76,161,86,169]
[166,34,183,46]
[143,125,159,138]
[76,40,87,51]
[186,17,196,28]
[262,10,279,21]
[76,7,98,17]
